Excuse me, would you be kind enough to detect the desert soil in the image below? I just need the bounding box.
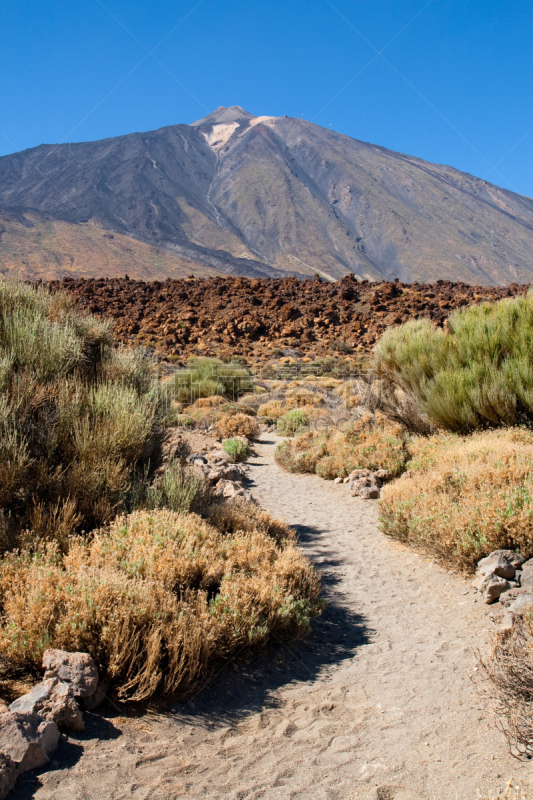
[12,435,531,800]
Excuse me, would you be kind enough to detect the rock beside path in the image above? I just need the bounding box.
[1,649,101,798]
[43,649,99,699]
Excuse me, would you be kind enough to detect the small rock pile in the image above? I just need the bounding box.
[189,441,254,502]
[0,649,104,799]
[472,550,533,630]
[334,468,391,499]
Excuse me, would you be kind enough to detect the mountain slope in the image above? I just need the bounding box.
[1,106,533,284]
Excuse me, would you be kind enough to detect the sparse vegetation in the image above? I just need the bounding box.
[173,358,254,403]
[0,279,167,547]
[277,408,309,436]
[0,280,323,702]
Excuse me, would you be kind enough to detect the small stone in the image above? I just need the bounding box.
[0,712,59,773]
[42,650,98,699]
[333,477,342,484]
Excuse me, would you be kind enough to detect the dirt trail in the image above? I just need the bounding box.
[13,435,530,800]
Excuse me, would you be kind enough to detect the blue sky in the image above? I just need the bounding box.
[1,0,532,197]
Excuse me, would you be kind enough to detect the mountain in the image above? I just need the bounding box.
[1,105,533,284]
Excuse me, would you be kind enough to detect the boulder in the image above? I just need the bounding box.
[0,712,59,773]
[42,650,98,699]
[10,678,84,732]
[508,593,533,617]
[480,574,512,604]
[0,753,17,800]
[358,484,381,500]
[499,586,530,607]
[350,476,381,499]
[488,550,526,570]
[374,469,391,483]
[476,554,515,580]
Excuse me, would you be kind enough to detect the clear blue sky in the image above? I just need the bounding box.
[1,0,532,197]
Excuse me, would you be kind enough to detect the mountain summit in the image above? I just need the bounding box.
[1,108,533,284]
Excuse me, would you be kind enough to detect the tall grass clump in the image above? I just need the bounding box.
[375,292,533,431]
[173,358,254,403]
[0,508,323,699]
[379,428,533,570]
[0,278,167,547]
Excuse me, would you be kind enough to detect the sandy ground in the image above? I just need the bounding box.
[11,434,532,800]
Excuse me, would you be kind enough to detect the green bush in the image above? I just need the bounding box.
[277,408,309,436]
[173,358,254,404]
[130,460,212,516]
[222,437,251,462]
[375,292,533,432]
[0,278,165,548]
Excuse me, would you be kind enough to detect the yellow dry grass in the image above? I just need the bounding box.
[275,411,408,480]
[0,507,322,700]
[380,428,533,570]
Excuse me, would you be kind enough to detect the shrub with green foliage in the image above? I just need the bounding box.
[375,291,533,431]
[277,408,309,436]
[222,437,251,463]
[0,278,167,548]
[173,358,254,404]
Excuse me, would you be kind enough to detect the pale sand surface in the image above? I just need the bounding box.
[12,434,531,799]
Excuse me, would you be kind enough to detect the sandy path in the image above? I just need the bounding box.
[12,435,530,800]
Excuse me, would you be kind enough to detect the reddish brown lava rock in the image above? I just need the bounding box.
[46,274,529,361]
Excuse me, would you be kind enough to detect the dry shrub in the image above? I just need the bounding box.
[258,400,285,420]
[284,388,324,406]
[206,500,295,546]
[188,395,226,409]
[238,392,263,405]
[0,509,322,699]
[216,413,259,440]
[275,411,408,480]
[380,428,533,570]
[481,616,533,760]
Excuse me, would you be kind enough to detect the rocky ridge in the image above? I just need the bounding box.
[48,274,530,361]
